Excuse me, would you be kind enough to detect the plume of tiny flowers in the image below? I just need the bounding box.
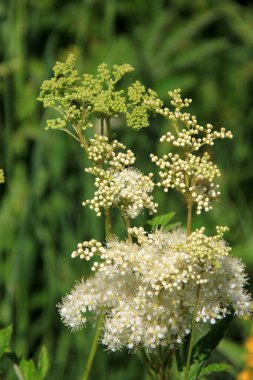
[58,228,250,351]
[126,81,163,130]
[38,54,134,133]
[149,89,233,214]
[82,134,157,218]
[0,169,4,183]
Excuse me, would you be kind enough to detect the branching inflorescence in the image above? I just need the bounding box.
[149,89,233,215]
[39,55,250,380]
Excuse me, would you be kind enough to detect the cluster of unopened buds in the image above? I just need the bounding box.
[151,151,221,213]
[149,90,233,214]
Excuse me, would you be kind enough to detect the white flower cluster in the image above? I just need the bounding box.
[151,151,221,214]
[146,89,232,151]
[83,135,157,217]
[59,228,250,351]
[111,168,157,218]
[148,89,233,214]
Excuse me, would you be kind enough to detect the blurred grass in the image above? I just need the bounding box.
[0,0,253,379]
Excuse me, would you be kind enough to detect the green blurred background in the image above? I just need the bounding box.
[1,0,253,379]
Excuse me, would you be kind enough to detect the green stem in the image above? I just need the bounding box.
[186,195,192,237]
[184,286,200,380]
[76,127,89,153]
[82,313,104,380]
[164,349,174,380]
[104,208,113,238]
[105,117,113,141]
[101,118,105,135]
[141,350,156,380]
[122,216,132,242]
[159,367,166,380]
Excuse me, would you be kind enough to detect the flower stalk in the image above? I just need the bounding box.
[104,208,113,239]
[122,216,132,242]
[184,285,201,380]
[82,313,104,380]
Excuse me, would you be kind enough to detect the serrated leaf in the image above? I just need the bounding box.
[37,346,49,378]
[147,212,175,229]
[200,363,232,377]
[0,325,12,358]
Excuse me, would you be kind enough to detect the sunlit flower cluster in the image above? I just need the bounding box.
[146,89,232,151]
[83,135,157,217]
[59,228,250,351]
[38,54,134,132]
[149,89,233,214]
[127,81,162,130]
[151,151,221,214]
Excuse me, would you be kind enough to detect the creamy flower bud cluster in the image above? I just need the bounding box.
[147,89,232,151]
[83,135,157,217]
[127,81,162,130]
[151,151,221,214]
[59,229,250,351]
[149,89,233,214]
[0,169,4,183]
[38,54,135,133]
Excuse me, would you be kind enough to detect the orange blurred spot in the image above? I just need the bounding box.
[237,370,253,380]
[245,337,253,354]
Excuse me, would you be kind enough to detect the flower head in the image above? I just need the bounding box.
[59,228,250,351]
[83,135,157,217]
[150,89,233,214]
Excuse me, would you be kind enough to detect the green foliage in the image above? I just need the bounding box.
[177,315,233,379]
[0,326,49,380]
[1,0,253,378]
[18,346,49,380]
[0,325,12,358]
[199,363,232,378]
[147,212,180,230]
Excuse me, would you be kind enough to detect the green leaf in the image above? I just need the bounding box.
[37,346,49,378]
[189,314,234,378]
[199,363,232,378]
[19,358,38,380]
[165,222,181,231]
[147,212,175,229]
[0,325,12,358]
[18,346,49,380]
[192,314,233,363]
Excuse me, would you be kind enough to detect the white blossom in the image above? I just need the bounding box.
[58,228,250,351]
[83,135,157,218]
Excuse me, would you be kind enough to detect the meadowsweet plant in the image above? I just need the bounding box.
[39,55,251,380]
